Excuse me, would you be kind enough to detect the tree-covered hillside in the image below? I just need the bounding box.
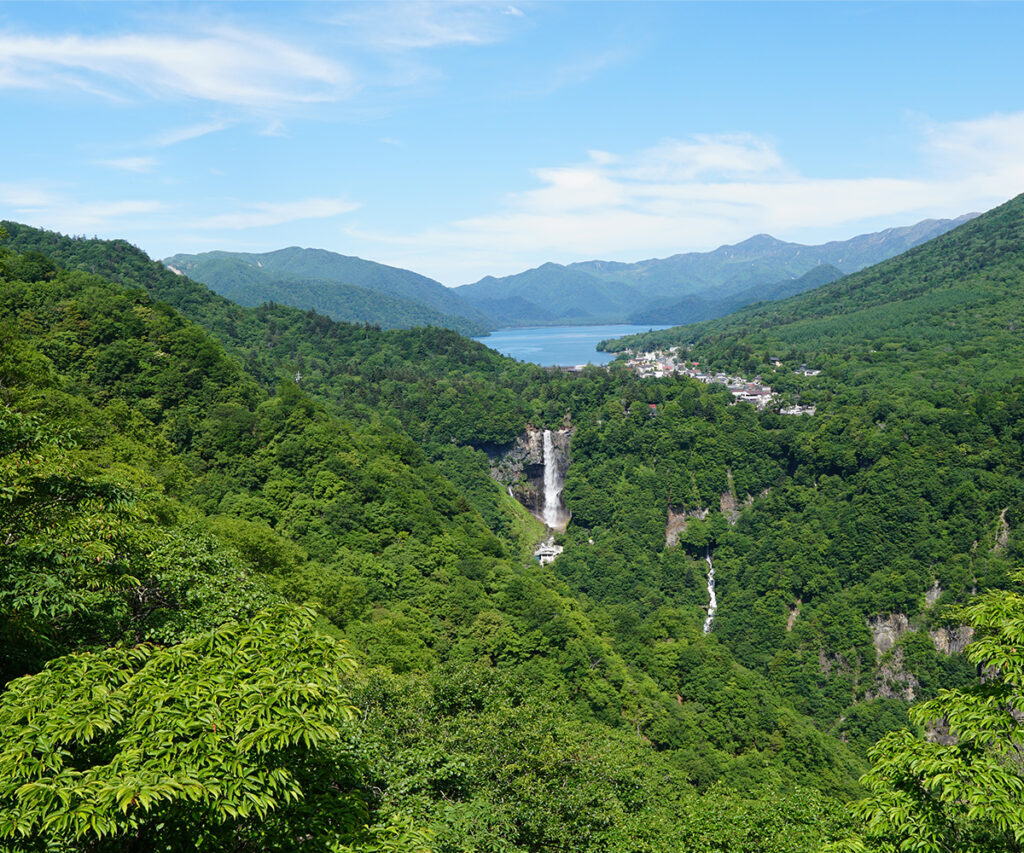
[164,246,492,336]
[3,199,1023,850]
[603,194,1024,395]
[0,226,866,851]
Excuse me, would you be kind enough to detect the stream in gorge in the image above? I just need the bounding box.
[703,549,717,633]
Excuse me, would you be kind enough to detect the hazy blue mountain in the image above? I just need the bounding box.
[629,264,845,325]
[164,248,492,335]
[602,197,1023,367]
[462,263,643,327]
[457,215,976,327]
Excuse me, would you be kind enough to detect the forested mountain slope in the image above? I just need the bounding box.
[164,246,492,335]
[4,201,1022,850]
[604,194,1024,390]
[629,264,846,326]
[0,226,865,851]
[589,192,1024,725]
[458,262,644,326]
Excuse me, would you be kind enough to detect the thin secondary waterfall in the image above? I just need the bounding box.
[542,429,566,529]
[702,548,717,634]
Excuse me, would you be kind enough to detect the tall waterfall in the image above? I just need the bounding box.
[702,549,717,634]
[542,429,567,529]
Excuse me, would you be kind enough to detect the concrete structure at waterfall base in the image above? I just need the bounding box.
[534,538,563,566]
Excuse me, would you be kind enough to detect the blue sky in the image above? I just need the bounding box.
[2,1,1023,285]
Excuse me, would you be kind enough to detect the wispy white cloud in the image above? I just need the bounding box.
[96,156,159,173]
[2,193,166,234]
[543,48,630,93]
[194,198,361,230]
[0,183,61,209]
[259,120,289,138]
[1,178,170,236]
[0,27,353,108]
[350,114,1024,284]
[328,2,519,50]
[150,120,236,148]
[922,111,1024,183]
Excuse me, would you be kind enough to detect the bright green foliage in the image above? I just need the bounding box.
[355,665,854,852]
[0,604,430,852]
[0,405,143,678]
[0,402,275,682]
[0,226,870,799]
[12,213,1024,846]
[831,577,1024,852]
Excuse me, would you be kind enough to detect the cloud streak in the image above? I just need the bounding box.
[150,120,236,148]
[328,2,521,50]
[194,198,361,230]
[96,156,160,173]
[0,189,166,234]
[0,27,352,108]
[349,114,1024,283]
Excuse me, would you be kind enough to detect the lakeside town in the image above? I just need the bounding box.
[620,347,819,415]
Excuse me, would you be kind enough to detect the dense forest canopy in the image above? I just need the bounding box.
[2,197,1024,850]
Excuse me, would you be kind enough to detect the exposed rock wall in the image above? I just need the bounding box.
[665,506,708,547]
[863,609,974,701]
[488,426,572,529]
[869,613,911,657]
[868,647,920,702]
[930,625,974,655]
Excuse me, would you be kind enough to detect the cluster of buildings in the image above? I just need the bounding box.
[622,347,818,415]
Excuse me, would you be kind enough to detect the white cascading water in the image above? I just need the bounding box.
[702,549,717,634]
[542,429,565,529]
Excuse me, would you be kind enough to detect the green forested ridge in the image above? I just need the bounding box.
[2,201,1023,851]
[602,193,1024,391]
[162,249,492,336]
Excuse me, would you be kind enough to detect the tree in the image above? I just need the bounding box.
[0,405,275,682]
[829,575,1024,852]
[0,604,432,852]
[0,406,142,681]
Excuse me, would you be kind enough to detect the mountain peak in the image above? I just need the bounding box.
[733,233,785,249]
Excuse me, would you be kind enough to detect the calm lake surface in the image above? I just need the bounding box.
[474,324,672,367]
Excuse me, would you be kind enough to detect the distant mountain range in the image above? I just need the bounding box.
[455,215,978,328]
[164,214,977,335]
[628,264,847,326]
[601,193,1024,380]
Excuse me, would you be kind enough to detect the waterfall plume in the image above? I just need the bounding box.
[542,429,568,530]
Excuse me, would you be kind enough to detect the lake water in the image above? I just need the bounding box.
[474,324,672,367]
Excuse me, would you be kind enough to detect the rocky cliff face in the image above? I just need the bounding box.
[929,625,974,655]
[488,426,572,529]
[863,609,974,701]
[665,507,708,547]
[869,613,911,657]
